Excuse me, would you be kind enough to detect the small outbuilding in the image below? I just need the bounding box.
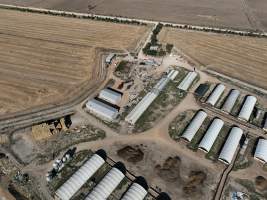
[254,139,267,163]
[206,84,225,106]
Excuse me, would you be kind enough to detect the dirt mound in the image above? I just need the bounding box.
[255,176,267,191]
[183,171,207,195]
[117,145,144,163]
[155,156,181,182]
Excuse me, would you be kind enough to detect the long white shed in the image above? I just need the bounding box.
[55,150,106,200]
[177,71,198,91]
[99,88,122,105]
[121,177,148,200]
[181,110,208,142]
[85,162,126,200]
[206,84,225,106]
[198,118,224,153]
[221,89,240,113]
[254,139,267,163]
[218,127,243,165]
[238,95,257,121]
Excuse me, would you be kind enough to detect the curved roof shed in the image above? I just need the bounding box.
[177,71,198,91]
[121,177,148,200]
[254,139,267,163]
[85,162,126,200]
[198,118,224,153]
[206,84,225,106]
[55,151,106,200]
[181,110,207,142]
[218,127,243,164]
[238,95,257,121]
[221,89,240,113]
[99,88,122,105]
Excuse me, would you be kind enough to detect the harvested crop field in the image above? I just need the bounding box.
[1,0,266,30]
[0,9,149,115]
[159,28,267,89]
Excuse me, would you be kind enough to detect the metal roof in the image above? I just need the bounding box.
[194,84,209,97]
[99,88,122,105]
[198,118,224,153]
[86,99,119,121]
[238,95,257,121]
[263,115,267,131]
[206,84,225,106]
[85,165,125,200]
[121,182,148,200]
[177,71,198,91]
[55,153,105,200]
[254,139,267,163]
[221,89,240,113]
[181,110,207,142]
[218,127,243,164]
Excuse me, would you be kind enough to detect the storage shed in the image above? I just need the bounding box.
[86,99,119,121]
[206,84,225,106]
[221,89,240,113]
[254,139,267,163]
[198,118,224,153]
[156,192,171,200]
[177,71,198,91]
[218,127,243,165]
[263,115,267,132]
[85,162,126,200]
[55,150,106,200]
[99,88,122,105]
[238,95,257,121]
[181,110,208,142]
[121,176,148,200]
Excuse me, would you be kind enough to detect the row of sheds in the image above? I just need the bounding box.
[206,83,257,121]
[182,110,267,165]
[125,69,178,125]
[86,88,123,121]
[55,150,171,200]
[181,110,244,165]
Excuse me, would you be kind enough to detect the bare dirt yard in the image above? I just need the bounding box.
[1,0,267,30]
[0,9,149,116]
[159,28,267,90]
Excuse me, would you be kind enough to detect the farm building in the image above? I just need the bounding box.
[85,162,126,200]
[263,115,267,132]
[206,84,225,106]
[125,70,178,125]
[121,176,148,200]
[105,53,115,64]
[254,139,267,163]
[238,95,257,121]
[194,83,210,97]
[55,150,107,200]
[198,118,224,153]
[218,127,243,165]
[221,89,240,113]
[98,88,122,105]
[156,192,171,200]
[86,99,119,121]
[177,71,198,91]
[181,110,208,142]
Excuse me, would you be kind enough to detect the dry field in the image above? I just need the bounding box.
[1,0,266,30]
[159,28,267,89]
[0,9,149,115]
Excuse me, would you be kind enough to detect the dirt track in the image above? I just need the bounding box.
[159,28,267,90]
[0,9,149,116]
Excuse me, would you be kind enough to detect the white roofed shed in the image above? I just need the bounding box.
[206,84,225,106]
[198,118,224,153]
[221,89,240,113]
[218,127,243,165]
[121,177,148,200]
[177,71,198,91]
[254,139,267,163]
[238,95,257,121]
[99,88,122,105]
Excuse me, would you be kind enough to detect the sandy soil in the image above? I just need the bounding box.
[0,9,149,116]
[159,28,267,90]
[1,0,264,30]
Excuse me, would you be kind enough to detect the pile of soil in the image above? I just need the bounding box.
[255,176,267,191]
[155,156,181,182]
[117,145,144,163]
[183,171,207,194]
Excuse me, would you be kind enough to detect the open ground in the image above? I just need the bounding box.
[1,0,267,31]
[159,28,267,90]
[0,9,149,116]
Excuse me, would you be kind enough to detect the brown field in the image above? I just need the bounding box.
[1,0,267,30]
[0,9,149,115]
[159,28,267,90]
